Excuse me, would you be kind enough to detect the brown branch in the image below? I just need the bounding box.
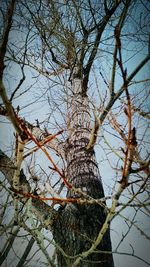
[0,149,58,229]
[108,112,127,142]
[130,162,150,175]
[24,129,64,158]
[119,80,137,189]
[11,187,108,209]
[99,30,150,124]
[132,106,150,119]
[0,0,16,78]
[110,0,130,96]
[0,81,26,137]
[18,120,72,189]
[0,107,65,158]
[10,188,80,204]
[99,52,150,125]
[109,112,149,176]
[110,22,136,190]
[82,1,121,94]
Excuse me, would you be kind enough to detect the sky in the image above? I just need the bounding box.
[0,1,150,266]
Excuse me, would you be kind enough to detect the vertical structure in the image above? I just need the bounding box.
[66,74,103,199]
[52,70,114,267]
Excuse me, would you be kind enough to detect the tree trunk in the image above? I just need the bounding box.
[52,75,114,267]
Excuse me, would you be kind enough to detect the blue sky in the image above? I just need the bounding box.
[0,1,150,266]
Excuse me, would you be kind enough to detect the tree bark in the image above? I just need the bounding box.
[52,75,114,267]
[0,75,114,266]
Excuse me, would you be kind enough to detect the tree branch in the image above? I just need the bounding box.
[99,53,150,124]
[110,0,131,96]
[0,107,65,158]
[0,226,20,265]
[0,149,58,229]
[82,1,122,94]
[16,237,35,267]
[0,0,16,78]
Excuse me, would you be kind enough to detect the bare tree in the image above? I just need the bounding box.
[0,0,149,266]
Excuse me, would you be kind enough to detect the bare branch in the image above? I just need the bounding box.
[0,82,25,137]
[0,227,20,265]
[0,149,58,229]
[0,0,16,78]
[83,1,122,94]
[99,53,150,124]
